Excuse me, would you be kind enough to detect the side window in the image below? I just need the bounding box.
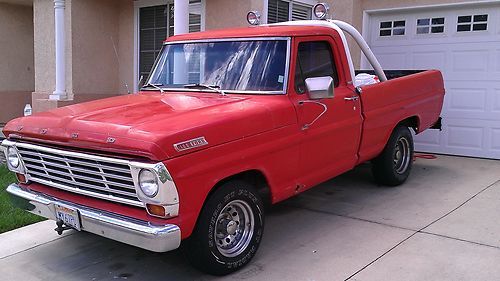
[295,41,338,94]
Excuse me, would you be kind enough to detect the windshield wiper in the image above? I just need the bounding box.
[184,83,226,96]
[142,83,165,93]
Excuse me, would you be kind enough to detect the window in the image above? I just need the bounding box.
[138,0,202,81]
[417,17,445,34]
[457,14,488,32]
[148,40,288,92]
[268,0,312,23]
[295,41,338,94]
[139,4,172,80]
[379,20,406,37]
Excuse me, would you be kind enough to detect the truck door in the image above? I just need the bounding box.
[290,36,363,188]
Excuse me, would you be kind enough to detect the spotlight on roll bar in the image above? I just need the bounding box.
[313,3,330,20]
[247,11,261,26]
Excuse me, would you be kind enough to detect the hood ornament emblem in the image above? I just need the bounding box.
[40,128,48,135]
[106,137,116,143]
[71,133,78,139]
[174,137,208,152]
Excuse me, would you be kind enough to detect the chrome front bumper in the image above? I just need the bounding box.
[6,183,181,252]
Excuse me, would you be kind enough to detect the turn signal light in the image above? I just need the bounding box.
[146,203,166,217]
[16,173,28,184]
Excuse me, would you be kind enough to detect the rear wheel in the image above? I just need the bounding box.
[183,181,264,275]
[372,125,414,186]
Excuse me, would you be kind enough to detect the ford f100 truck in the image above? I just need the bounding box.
[2,4,444,275]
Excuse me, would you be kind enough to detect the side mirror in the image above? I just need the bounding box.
[305,76,334,100]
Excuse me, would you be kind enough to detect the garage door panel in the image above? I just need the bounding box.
[496,49,500,71]
[414,130,441,146]
[374,52,409,69]
[494,89,500,112]
[452,50,489,72]
[368,3,500,159]
[444,82,499,119]
[446,125,484,149]
[447,88,487,113]
[492,129,500,152]
[412,51,446,70]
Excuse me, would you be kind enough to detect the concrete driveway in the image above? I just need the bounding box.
[1,155,500,281]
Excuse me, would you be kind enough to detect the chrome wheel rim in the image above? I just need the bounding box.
[214,200,255,257]
[393,137,411,174]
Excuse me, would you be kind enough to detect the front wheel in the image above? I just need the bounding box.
[182,181,264,275]
[372,125,414,186]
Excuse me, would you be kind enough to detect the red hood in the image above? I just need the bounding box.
[3,92,296,161]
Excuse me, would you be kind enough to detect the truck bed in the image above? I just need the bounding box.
[355,70,425,80]
[355,70,445,164]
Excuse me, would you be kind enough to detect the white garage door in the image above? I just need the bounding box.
[363,3,500,159]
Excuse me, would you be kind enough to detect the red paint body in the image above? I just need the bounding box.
[3,25,444,240]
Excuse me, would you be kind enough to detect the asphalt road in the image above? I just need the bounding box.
[1,154,500,281]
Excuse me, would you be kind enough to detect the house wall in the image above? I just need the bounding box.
[32,0,134,113]
[118,0,135,95]
[0,3,34,123]
[27,0,492,115]
[71,0,133,96]
[32,0,68,111]
[206,0,263,30]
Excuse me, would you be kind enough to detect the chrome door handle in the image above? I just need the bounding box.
[344,96,359,101]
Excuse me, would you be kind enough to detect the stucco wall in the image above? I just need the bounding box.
[33,0,73,111]
[118,0,134,94]
[71,0,120,96]
[32,0,134,113]
[0,3,34,123]
[206,0,264,30]
[28,0,491,115]
[71,0,134,96]
[0,3,34,92]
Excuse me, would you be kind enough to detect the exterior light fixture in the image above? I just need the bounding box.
[313,3,330,20]
[138,169,159,197]
[247,11,261,26]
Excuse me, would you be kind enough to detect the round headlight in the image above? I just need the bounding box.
[138,169,159,197]
[7,147,20,168]
[313,3,330,20]
[247,11,261,26]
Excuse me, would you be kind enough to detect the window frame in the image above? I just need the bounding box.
[290,36,346,97]
[456,14,489,33]
[378,20,406,37]
[416,17,446,35]
[144,37,292,95]
[133,0,206,93]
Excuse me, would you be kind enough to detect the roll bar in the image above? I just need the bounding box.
[270,20,388,83]
[331,20,387,82]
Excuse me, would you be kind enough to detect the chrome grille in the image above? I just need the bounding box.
[16,144,143,207]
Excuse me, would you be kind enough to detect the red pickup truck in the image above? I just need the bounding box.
[2,10,444,275]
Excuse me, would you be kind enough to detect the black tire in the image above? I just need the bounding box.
[372,125,414,186]
[182,181,264,276]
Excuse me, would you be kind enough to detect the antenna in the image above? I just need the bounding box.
[110,36,131,94]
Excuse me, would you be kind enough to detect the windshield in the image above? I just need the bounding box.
[146,39,289,94]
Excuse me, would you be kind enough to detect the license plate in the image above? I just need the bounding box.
[55,204,81,231]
